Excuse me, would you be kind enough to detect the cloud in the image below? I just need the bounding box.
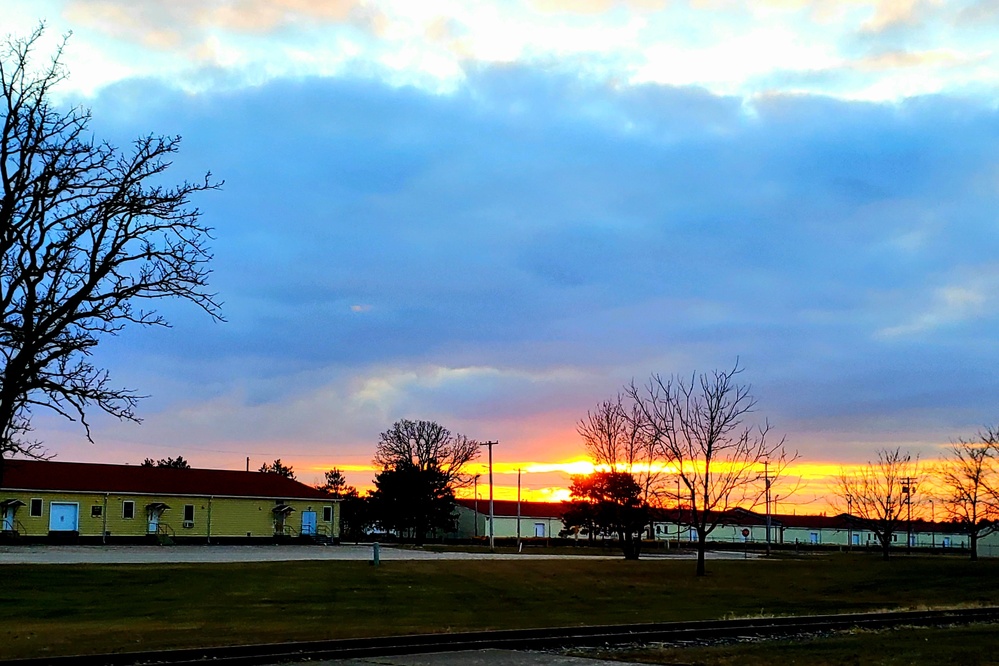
[64,0,365,45]
[24,61,997,474]
[876,275,995,338]
[853,48,973,71]
[529,0,664,13]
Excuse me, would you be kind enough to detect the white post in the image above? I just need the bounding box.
[517,467,522,550]
[480,440,498,552]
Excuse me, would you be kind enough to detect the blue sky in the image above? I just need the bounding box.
[7,1,999,503]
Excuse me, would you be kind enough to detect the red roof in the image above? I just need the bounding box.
[456,498,563,519]
[0,459,329,500]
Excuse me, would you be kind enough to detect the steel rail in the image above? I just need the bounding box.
[4,606,998,666]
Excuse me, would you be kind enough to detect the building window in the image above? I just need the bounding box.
[91,505,103,518]
[29,498,42,517]
[809,532,819,544]
[323,506,333,522]
[183,504,195,526]
[123,501,135,519]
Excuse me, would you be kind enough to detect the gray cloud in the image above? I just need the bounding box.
[38,65,999,469]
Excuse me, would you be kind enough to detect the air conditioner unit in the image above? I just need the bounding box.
[182,520,194,529]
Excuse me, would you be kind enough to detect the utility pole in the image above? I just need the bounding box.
[901,476,916,554]
[930,499,935,549]
[676,475,682,546]
[516,468,522,550]
[480,441,498,552]
[847,496,853,551]
[764,460,772,556]
[473,474,480,539]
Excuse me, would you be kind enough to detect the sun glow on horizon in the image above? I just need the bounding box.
[306,457,943,516]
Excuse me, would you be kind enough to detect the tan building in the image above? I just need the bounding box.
[0,459,340,544]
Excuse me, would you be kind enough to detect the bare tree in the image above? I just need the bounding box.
[836,447,919,561]
[577,395,659,503]
[0,26,220,461]
[373,419,479,486]
[628,362,793,576]
[937,427,999,561]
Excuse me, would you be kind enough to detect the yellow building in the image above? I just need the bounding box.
[0,459,340,544]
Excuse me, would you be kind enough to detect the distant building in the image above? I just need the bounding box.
[0,459,340,544]
[452,497,976,552]
[454,498,563,539]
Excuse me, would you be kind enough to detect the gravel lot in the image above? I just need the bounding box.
[0,544,758,564]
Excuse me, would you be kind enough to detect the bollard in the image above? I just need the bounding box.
[371,542,380,567]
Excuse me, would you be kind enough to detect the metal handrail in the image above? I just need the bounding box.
[275,524,299,537]
[156,523,176,538]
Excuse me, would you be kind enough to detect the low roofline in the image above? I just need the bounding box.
[0,487,340,502]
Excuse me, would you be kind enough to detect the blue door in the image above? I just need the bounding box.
[49,503,79,531]
[301,511,317,536]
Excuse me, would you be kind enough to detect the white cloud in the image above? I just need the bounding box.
[4,0,993,101]
[877,280,993,338]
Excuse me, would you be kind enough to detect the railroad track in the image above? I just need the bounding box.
[5,607,999,666]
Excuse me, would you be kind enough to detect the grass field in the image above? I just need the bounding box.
[3,552,999,659]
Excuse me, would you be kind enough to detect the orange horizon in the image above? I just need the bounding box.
[305,459,946,518]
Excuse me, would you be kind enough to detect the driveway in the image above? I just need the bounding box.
[0,543,759,564]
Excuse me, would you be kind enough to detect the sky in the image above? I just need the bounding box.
[5,0,999,511]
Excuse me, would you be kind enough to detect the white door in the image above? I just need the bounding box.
[48,503,79,531]
[301,511,317,536]
[2,507,13,531]
[148,510,160,534]
[534,523,545,538]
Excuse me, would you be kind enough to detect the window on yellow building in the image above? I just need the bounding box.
[323,506,333,522]
[30,499,42,517]
[123,501,134,519]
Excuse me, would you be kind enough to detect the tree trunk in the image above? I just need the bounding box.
[414,519,426,546]
[620,530,641,560]
[971,532,978,561]
[696,533,708,576]
[881,533,891,561]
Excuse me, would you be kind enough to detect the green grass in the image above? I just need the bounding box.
[576,624,999,665]
[3,553,999,659]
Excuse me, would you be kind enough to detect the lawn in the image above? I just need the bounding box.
[2,552,999,659]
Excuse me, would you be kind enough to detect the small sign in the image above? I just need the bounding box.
[741,528,750,537]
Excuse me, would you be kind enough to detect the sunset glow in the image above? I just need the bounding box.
[3,1,997,518]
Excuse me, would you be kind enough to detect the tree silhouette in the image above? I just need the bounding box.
[369,464,455,545]
[373,419,479,487]
[141,456,191,469]
[0,26,221,460]
[836,447,919,561]
[258,459,295,479]
[629,362,794,576]
[565,471,649,559]
[937,428,999,560]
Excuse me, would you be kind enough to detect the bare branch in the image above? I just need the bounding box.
[373,419,480,487]
[934,426,999,560]
[626,360,796,575]
[0,27,221,458]
[834,447,919,560]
